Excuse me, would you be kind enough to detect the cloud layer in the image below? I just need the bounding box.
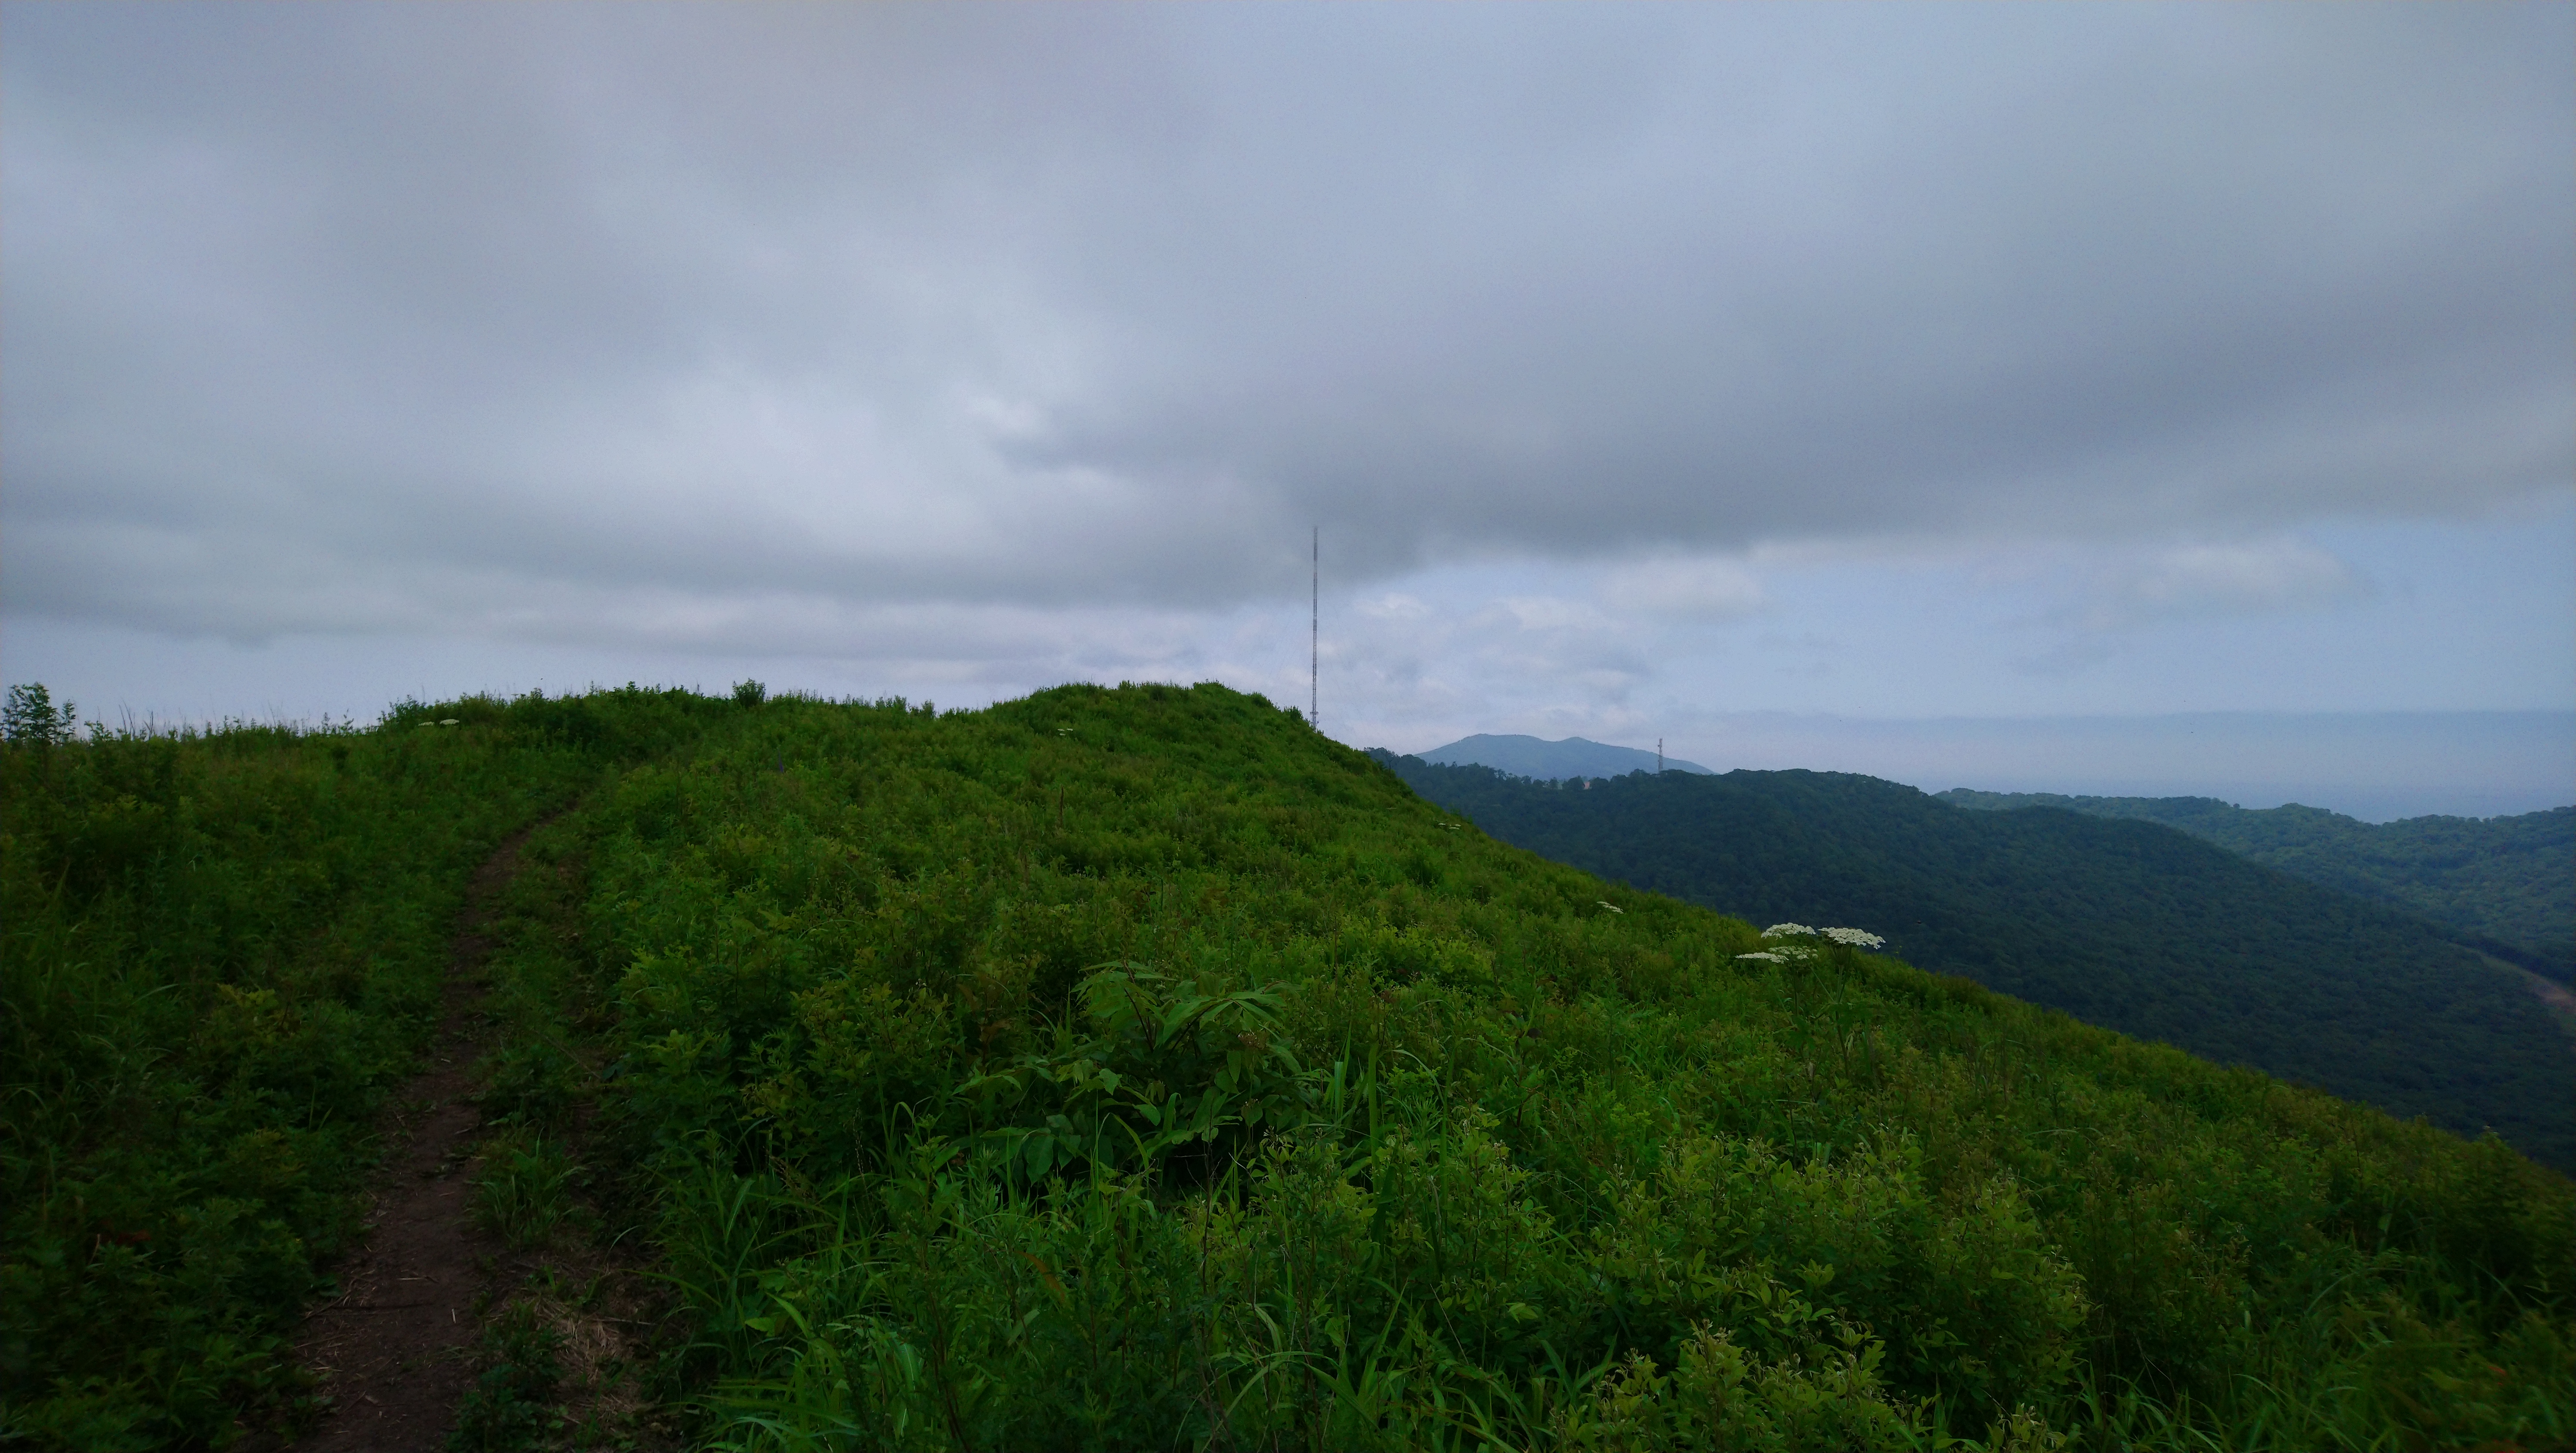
[6,3,2569,651]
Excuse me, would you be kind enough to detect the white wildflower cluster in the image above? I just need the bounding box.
[1736,921,1885,966]
[1597,900,1625,915]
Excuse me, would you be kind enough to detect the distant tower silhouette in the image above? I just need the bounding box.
[1310,527,1319,730]
[1658,738,1664,774]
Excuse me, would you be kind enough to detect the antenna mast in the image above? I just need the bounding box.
[1310,527,1319,730]
[1658,738,1664,774]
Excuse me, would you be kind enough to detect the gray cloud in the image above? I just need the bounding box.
[4,3,2568,648]
[2071,538,2373,633]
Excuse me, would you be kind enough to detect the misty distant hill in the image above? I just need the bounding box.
[1940,791,2574,984]
[1369,751,2575,1170]
[1419,733,1711,779]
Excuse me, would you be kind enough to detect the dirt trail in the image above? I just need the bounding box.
[285,825,537,1451]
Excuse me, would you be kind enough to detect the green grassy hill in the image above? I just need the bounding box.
[6,684,2572,1450]
[1937,791,2575,984]
[1373,756,2573,1173]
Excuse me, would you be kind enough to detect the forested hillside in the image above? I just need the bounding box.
[1375,755,2573,1171]
[1938,791,2575,983]
[7,685,2572,1450]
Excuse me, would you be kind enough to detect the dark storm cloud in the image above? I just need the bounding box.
[4,2,2568,643]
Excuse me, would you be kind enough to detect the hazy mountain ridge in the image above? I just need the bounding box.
[1419,733,1713,779]
[1939,790,2575,983]
[1372,752,2575,1170]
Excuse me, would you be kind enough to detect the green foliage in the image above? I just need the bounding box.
[1,683,78,747]
[1378,756,2576,1170]
[10,679,2572,1448]
[478,682,2570,1450]
[1940,789,2575,983]
[0,686,732,1444]
[471,1131,588,1251]
[449,1296,567,1453]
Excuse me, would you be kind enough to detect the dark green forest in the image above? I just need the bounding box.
[6,686,2571,1450]
[1374,755,2574,1172]
[1939,791,2574,984]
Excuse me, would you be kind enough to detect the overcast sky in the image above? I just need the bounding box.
[5,3,2570,813]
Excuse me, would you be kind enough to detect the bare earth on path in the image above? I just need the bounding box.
[282,825,536,1452]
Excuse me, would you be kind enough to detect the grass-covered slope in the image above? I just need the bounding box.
[9,682,2572,1449]
[1376,757,2575,1173]
[1938,791,2575,983]
[483,684,2573,1450]
[0,688,732,1449]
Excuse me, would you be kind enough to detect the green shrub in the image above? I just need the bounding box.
[449,1298,566,1453]
[471,1131,586,1250]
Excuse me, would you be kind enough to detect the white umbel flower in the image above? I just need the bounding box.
[1762,923,1816,939]
[1822,927,1886,949]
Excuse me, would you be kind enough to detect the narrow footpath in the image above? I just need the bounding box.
[285,825,537,1451]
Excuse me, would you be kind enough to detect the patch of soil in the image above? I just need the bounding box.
[281,826,539,1451]
[2513,961,2576,1048]
[2521,967,2576,1014]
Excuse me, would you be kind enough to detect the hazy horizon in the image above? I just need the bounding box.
[5,615,2559,822]
[1387,711,2574,823]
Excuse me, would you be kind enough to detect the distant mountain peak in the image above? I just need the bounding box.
[1410,733,1714,780]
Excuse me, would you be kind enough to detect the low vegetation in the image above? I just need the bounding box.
[559,685,2568,1449]
[0,687,729,1447]
[5,681,2570,1449]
